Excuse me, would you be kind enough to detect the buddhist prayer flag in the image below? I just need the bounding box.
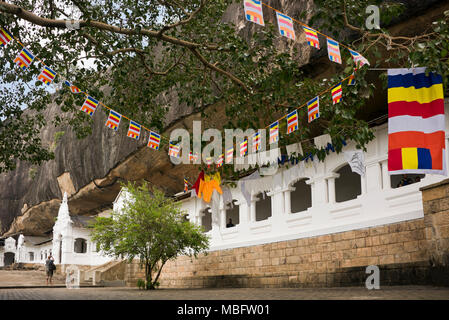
[206,156,213,168]
[348,73,356,86]
[240,139,248,157]
[169,143,180,157]
[217,154,224,168]
[189,151,194,162]
[127,121,141,140]
[327,38,341,64]
[105,110,122,131]
[252,131,261,152]
[331,82,342,104]
[388,68,446,175]
[226,147,234,163]
[14,48,34,70]
[148,131,161,150]
[80,96,99,116]
[64,80,82,94]
[348,49,370,68]
[269,121,279,144]
[276,12,295,40]
[0,27,13,47]
[184,178,189,192]
[243,0,264,26]
[302,26,319,49]
[38,66,56,85]
[287,110,298,134]
[307,96,320,122]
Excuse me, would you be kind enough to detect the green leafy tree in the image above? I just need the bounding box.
[0,1,448,175]
[90,181,209,290]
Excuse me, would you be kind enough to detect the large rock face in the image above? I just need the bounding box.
[0,0,446,236]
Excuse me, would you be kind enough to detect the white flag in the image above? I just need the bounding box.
[344,151,365,176]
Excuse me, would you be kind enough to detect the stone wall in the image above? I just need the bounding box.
[125,180,449,288]
[421,179,449,286]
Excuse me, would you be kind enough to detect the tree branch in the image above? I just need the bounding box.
[189,47,251,94]
[0,1,247,91]
[157,0,208,37]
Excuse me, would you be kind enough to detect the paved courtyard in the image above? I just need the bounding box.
[1,270,449,300]
[0,286,449,300]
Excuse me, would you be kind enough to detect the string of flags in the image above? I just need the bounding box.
[243,1,370,67]
[0,0,370,172]
[1,26,165,153]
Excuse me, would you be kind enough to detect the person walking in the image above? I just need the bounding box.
[45,254,56,285]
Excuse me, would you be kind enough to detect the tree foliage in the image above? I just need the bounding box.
[90,181,209,289]
[0,0,448,176]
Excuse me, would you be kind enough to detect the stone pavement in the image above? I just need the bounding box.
[0,286,449,300]
[0,270,66,287]
[1,270,449,300]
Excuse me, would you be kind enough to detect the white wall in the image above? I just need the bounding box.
[177,119,449,252]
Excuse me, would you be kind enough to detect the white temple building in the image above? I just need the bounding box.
[0,193,113,268]
[2,111,449,271]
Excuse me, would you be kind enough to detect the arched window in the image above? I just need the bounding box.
[290,179,312,213]
[201,208,212,233]
[226,200,239,228]
[335,164,361,203]
[391,174,425,189]
[74,238,87,254]
[255,192,271,222]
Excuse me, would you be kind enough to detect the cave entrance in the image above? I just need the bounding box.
[4,252,15,266]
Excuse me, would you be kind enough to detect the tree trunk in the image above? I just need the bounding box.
[153,260,167,287]
[146,262,156,290]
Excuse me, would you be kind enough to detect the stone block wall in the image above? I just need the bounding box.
[125,180,449,288]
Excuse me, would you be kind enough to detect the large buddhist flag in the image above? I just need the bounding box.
[276,12,295,41]
[243,0,264,26]
[388,68,446,175]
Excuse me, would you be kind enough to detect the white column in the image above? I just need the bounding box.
[250,198,256,222]
[307,177,328,205]
[220,208,227,230]
[326,174,339,204]
[267,189,285,217]
[284,189,292,214]
[239,201,250,225]
[306,180,316,207]
[366,161,382,193]
[361,174,367,195]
